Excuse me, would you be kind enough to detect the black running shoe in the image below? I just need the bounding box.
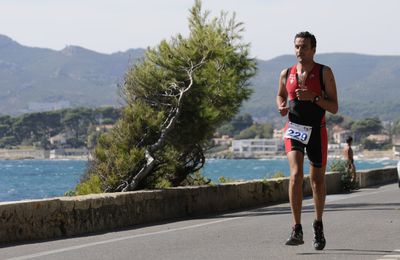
[312,220,326,250]
[285,225,304,246]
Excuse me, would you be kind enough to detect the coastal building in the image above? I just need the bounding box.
[49,148,89,160]
[366,134,390,144]
[95,124,114,132]
[49,130,76,147]
[212,135,233,146]
[49,133,67,146]
[231,138,284,158]
[0,148,49,160]
[333,130,353,144]
[273,129,284,139]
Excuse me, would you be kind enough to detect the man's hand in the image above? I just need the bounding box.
[278,101,289,116]
[295,88,315,101]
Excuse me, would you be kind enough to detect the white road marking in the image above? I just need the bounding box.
[376,249,400,259]
[325,188,389,203]
[5,217,241,260]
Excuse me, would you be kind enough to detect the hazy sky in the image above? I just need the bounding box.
[0,0,399,60]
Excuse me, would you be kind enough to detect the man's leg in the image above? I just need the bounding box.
[287,151,305,225]
[285,150,305,246]
[309,165,326,221]
[310,165,326,250]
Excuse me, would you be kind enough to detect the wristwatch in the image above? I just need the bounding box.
[313,95,321,103]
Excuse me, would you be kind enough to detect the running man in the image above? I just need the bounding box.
[276,31,338,250]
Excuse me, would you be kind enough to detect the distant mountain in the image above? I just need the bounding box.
[0,34,399,120]
[0,34,144,114]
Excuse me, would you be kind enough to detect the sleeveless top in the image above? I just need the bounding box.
[285,63,326,127]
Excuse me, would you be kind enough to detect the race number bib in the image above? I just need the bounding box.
[284,122,312,145]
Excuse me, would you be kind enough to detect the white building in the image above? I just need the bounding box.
[273,129,284,139]
[49,148,89,160]
[333,130,353,144]
[231,138,284,157]
[393,144,400,157]
[49,133,67,146]
[212,135,233,146]
[366,134,390,144]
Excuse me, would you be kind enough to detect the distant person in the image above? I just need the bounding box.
[343,136,357,185]
[276,31,338,250]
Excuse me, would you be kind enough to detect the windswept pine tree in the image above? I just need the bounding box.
[76,0,257,194]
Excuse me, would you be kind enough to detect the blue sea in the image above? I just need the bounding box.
[0,158,397,202]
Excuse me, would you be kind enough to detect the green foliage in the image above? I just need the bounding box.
[87,131,102,149]
[153,179,173,189]
[101,118,115,125]
[0,136,18,147]
[351,117,383,139]
[216,113,254,137]
[181,171,212,186]
[218,176,237,183]
[235,127,255,139]
[329,159,357,192]
[326,114,344,126]
[329,159,347,172]
[392,117,400,135]
[36,136,51,149]
[270,171,285,179]
[216,113,273,140]
[64,190,76,196]
[66,138,86,148]
[0,107,121,148]
[235,123,273,139]
[340,170,356,192]
[362,139,376,150]
[340,116,355,130]
[0,124,11,137]
[80,0,257,193]
[216,123,235,137]
[361,138,391,150]
[75,175,103,195]
[231,114,254,134]
[325,113,354,133]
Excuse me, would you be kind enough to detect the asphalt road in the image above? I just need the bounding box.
[1,183,399,260]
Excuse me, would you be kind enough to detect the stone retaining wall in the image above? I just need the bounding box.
[0,167,397,244]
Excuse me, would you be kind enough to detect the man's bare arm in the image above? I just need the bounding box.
[277,69,289,117]
[317,66,338,114]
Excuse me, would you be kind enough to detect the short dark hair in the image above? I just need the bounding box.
[294,31,317,48]
[346,136,353,144]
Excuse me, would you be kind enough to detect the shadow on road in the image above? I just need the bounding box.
[324,202,400,212]
[220,200,400,219]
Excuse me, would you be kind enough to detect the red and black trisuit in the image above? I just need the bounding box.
[284,63,327,168]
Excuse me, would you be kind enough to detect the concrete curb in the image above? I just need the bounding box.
[0,167,397,244]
